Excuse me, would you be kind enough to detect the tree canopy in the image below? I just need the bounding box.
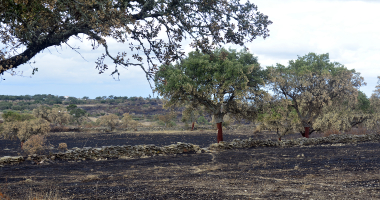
[0,0,272,80]
[155,48,267,142]
[267,52,365,137]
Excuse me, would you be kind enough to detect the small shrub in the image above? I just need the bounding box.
[128,120,140,131]
[197,116,208,125]
[96,114,119,131]
[253,127,260,134]
[167,121,176,127]
[22,135,47,155]
[323,129,341,137]
[156,120,166,127]
[58,143,68,150]
[222,121,230,128]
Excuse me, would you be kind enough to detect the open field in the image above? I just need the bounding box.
[1,129,379,199]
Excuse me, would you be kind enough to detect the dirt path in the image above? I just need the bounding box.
[1,141,380,199]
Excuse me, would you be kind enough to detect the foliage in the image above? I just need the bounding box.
[357,91,370,112]
[0,0,272,80]
[66,104,87,124]
[2,110,35,122]
[1,111,50,142]
[155,48,267,126]
[32,105,51,121]
[1,118,50,142]
[157,112,176,127]
[256,96,301,139]
[121,113,140,130]
[32,105,73,125]
[156,120,166,127]
[181,102,203,125]
[48,107,71,125]
[96,114,119,131]
[313,97,372,133]
[267,52,365,135]
[197,116,208,125]
[22,134,47,155]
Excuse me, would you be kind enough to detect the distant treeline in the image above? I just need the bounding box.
[0,94,159,111]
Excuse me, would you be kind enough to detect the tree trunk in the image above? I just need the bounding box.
[217,122,223,143]
[191,122,195,131]
[303,127,309,138]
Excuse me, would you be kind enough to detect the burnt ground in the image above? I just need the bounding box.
[0,129,318,157]
[1,130,379,199]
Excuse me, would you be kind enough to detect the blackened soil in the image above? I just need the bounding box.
[0,129,274,157]
[1,138,380,199]
[1,130,377,199]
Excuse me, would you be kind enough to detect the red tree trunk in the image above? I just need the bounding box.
[191,122,195,131]
[304,127,309,138]
[217,122,223,143]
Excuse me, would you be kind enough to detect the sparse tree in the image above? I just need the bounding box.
[32,105,74,125]
[155,48,266,142]
[32,105,51,121]
[0,0,271,80]
[48,106,71,126]
[181,101,204,130]
[96,114,119,131]
[268,53,365,138]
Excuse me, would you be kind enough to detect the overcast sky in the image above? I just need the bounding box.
[1,0,380,99]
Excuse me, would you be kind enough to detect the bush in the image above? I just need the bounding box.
[58,143,68,150]
[96,114,119,131]
[1,118,50,142]
[197,116,208,125]
[121,113,140,130]
[156,120,166,127]
[2,110,35,122]
[167,121,177,127]
[49,107,71,125]
[22,135,47,155]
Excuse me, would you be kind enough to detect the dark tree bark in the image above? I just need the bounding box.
[217,122,223,143]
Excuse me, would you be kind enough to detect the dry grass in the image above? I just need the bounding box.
[323,129,341,137]
[26,190,63,200]
[346,126,368,135]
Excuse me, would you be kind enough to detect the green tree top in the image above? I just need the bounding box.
[268,52,365,136]
[155,48,267,142]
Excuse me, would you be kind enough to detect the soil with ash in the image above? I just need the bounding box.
[1,130,379,199]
